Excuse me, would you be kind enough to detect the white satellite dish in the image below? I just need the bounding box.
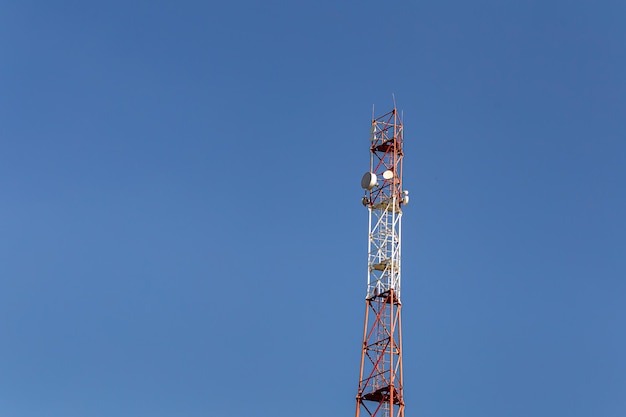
[382,170,394,180]
[361,172,377,190]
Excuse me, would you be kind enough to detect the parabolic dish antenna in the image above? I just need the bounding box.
[382,170,394,180]
[361,172,377,190]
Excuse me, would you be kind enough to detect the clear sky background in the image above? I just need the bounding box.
[1,1,625,416]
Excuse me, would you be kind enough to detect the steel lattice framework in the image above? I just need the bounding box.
[356,106,407,417]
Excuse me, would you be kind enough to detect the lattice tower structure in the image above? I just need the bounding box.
[356,107,408,417]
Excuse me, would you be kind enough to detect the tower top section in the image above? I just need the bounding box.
[361,107,409,211]
[359,104,408,301]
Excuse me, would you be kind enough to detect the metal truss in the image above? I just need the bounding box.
[356,107,406,417]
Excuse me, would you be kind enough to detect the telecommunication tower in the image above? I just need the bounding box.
[356,105,408,417]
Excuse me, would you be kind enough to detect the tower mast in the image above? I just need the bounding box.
[356,105,408,417]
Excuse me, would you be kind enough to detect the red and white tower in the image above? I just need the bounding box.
[356,106,408,417]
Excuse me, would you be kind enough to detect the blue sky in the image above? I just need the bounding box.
[1,1,625,416]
